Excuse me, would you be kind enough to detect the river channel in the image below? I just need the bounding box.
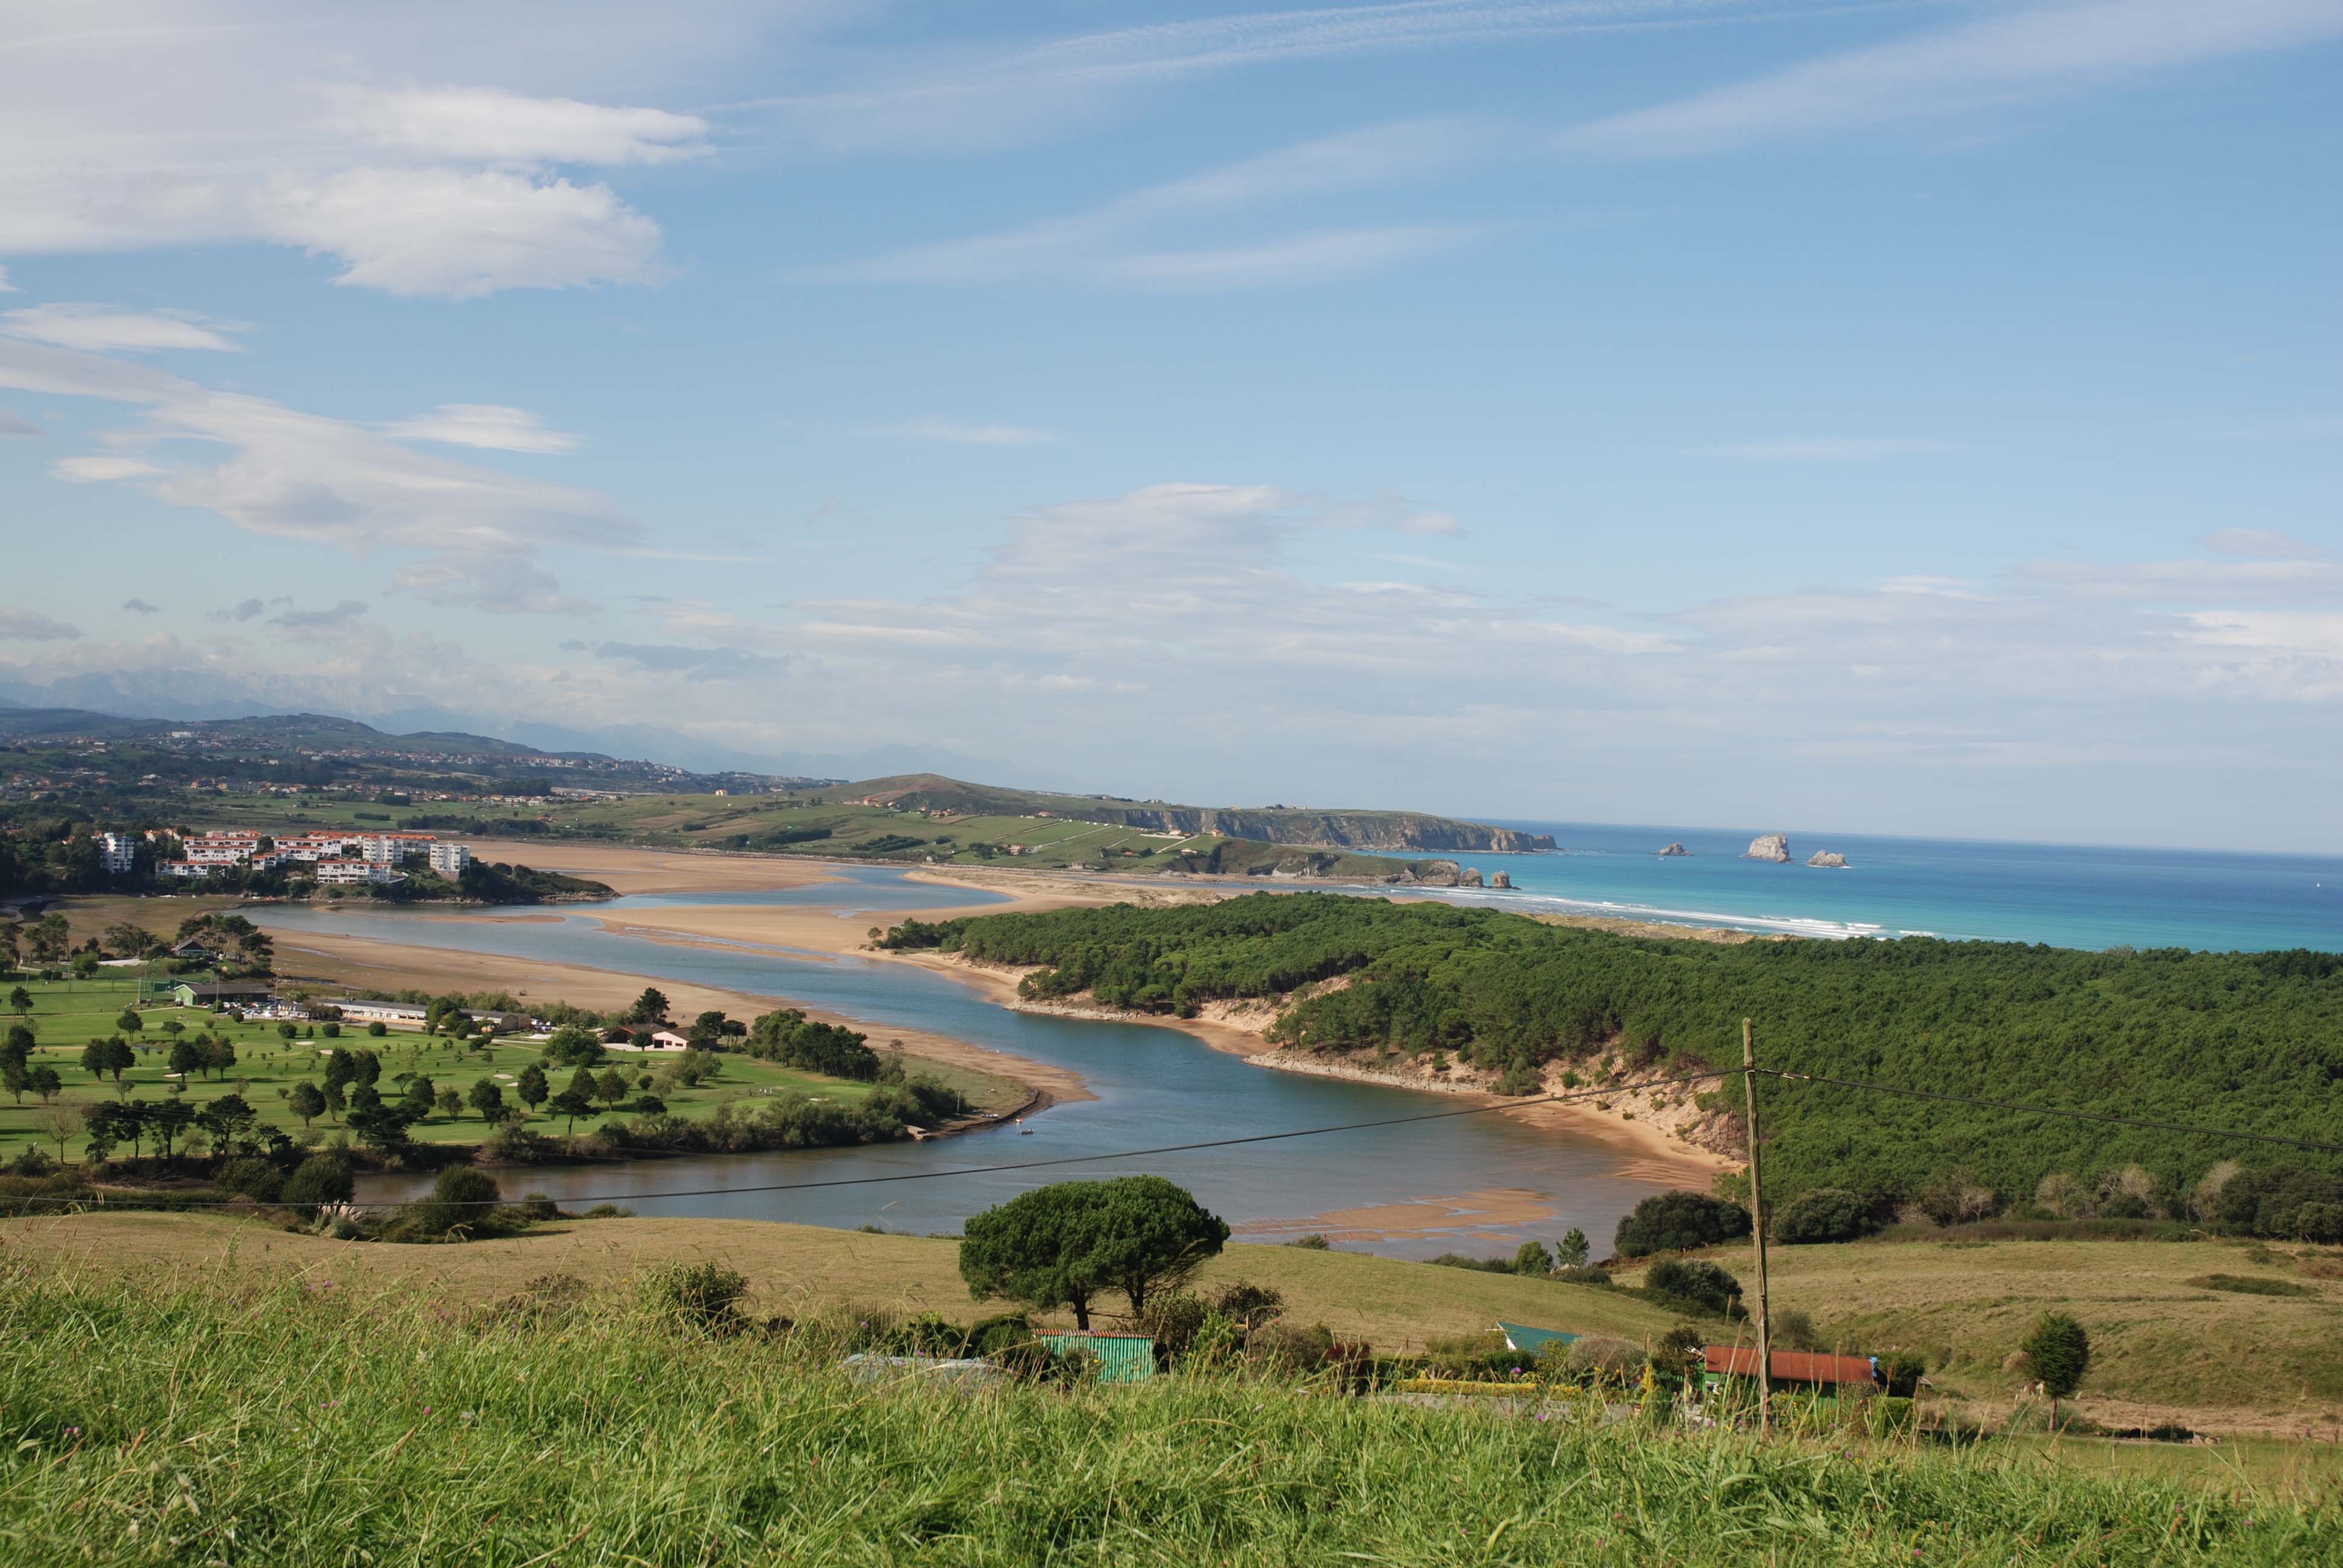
[253,868,1692,1260]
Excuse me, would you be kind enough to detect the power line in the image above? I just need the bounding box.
[1754,1067,2343,1157]
[23,1058,2342,1215]
[15,1070,1737,1210]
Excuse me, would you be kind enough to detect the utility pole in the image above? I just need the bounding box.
[1742,1016,1774,1434]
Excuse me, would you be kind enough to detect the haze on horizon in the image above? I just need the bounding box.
[1,2,2337,855]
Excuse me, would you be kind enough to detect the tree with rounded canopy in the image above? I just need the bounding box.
[28,1064,61,1103]
[322,1048,357,1093]
[2020,1312,2091,1422]
[435,1086,463,1119]
[467,1079,505,1122]
[516,1064,549,1111]
[283,1152,355,1210]
[4,1023,32,1062]
[2,1058,27,1105]
[404,1075,437,1118]
[80,1038,110,1080]
[628,987,671,1025]
[8,985,33,1015]
[116,1008,143,1035]
[167,1036,203,1080]
[411,1167,501,1236]
[103,1036,135,1084]
[288,1080,326,1129]
[542,1025,605,1067]
[545,1088,595,1134]
[960,1175,1229,1330]
[595,1068,629,1108]
[39,1103,84,1165]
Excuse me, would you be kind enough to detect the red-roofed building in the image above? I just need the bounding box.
[1702,1347,1880,1393]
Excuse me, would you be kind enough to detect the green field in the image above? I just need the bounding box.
[0,1215,2335,1564]
[0,976,928,1162]
[188,787,1421,877]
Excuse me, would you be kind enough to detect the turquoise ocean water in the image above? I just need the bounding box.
[1374,822,2343,952]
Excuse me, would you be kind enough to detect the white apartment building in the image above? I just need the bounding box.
[97,833,137,874]
[358,832,438,865]
[314,859,404,886]
[427,842,472,878]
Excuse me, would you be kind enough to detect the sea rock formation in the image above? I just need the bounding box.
[1807,851,1849,869]
[1490,871,1512,889]
[1459,867,1484,888]
[1657,843,1688,857]
[1744,834,1791,863]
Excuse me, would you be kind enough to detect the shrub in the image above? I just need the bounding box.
[1771,1188,1882,1246]
[1211,1280,1286,1334]
[1554,1265,1613,1288]
[281,1152,354,1210]
[2184,1273,2312,1298]
[1615,1191,1750,1258]
[214,1157,283,1202]
[639,1261,750,1331]
[1880,1352,1928,1398]
[1565,1336,1647,1388]
[1645,1259,1744,1318]
[409,1167,502,1238]
[366,1021,386,1037]
[1771,1307,1818,1351]
[1283,1234,1331,1249]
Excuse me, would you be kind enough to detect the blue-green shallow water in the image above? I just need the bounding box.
[1374,822,2343,951]
[255,869,1685,1259]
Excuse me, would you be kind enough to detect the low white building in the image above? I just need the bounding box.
[315,859,403,886]
[427,842,473,878]
[333,999,429,1027]
[97,832,137,874]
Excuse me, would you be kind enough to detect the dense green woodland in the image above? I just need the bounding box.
[883,895,2343,1204]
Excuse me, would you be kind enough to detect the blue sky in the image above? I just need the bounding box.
[1,1,2338,849]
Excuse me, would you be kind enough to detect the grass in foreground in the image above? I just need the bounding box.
[1,1250,2335,1567]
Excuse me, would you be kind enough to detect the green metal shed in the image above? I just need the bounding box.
[1038,1333,1156,1383]
[1496,1322,1579,1356]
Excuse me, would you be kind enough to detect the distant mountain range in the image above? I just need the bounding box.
[0,704,1547,855]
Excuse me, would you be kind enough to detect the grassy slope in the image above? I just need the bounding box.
[0,1229,2335,1566]
[0,977,899,1161]
[1620,1236,2343,1424]
[189,789,1419,877]
[0,1211,1684,1348]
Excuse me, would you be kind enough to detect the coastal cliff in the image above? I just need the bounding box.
[1069,806,1554,852]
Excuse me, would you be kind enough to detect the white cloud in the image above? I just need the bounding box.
[1558,0,2343,158]
[324,85,711,166]
[0,607,80,641]
[747,1,1769,151]
[1695,437,1953,460]
[0,8,738,296]
[0,265,15,291]
[2198,528,2327,561]
[816,119,1502,289]
[255,167,667,298]
[52,455,164,482]
[896,419,1060,446]
[1,303,249,353]
[387,403,580,454]
[1,335,637,612]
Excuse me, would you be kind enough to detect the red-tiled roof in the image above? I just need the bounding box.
[1703,1347,1878,1387]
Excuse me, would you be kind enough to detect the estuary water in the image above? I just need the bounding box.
[254,868,1691,1260]
[1374,821,2343,952]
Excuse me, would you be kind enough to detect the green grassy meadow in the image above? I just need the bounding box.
[0,976,913,1163]
[192,788,1377,874]
[0,1226,2335,1566]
